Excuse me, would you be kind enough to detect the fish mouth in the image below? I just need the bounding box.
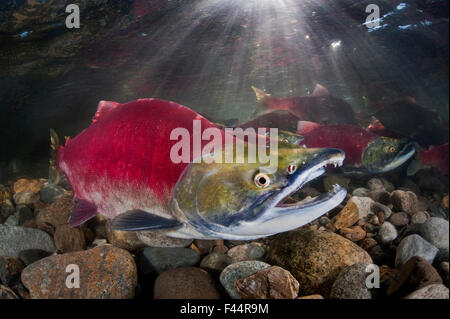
[229,149,347,238]
[380,142,416,173]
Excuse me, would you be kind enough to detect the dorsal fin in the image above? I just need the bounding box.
[297,120,321,135]
[251,86,271,104]
[92,100,121,124]
[312,84,329,96]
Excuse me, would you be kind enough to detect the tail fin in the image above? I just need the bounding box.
[49,128,61,184]
[251,86,271,105]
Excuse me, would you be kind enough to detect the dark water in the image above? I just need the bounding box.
[0,0,448,183]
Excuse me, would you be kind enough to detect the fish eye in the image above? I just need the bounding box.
[254,173,271,188]
[389,146,396,153]
[287,164,297,175]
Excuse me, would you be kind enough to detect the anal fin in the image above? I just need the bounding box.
[69,199,99,227]
[110,210,182,231]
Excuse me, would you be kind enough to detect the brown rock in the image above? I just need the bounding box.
[21,245,137,299]
[338,226,366,242]
[391,190,418,214]
[0,256,24,286]
[54,224,86,253]
[0,186,11,205]
[35,194,74,234]
[359,237,378,251]
[379,265,398,287]
[154,267,220,299]
[267,229,372,297]
[13,178,44,194]
[442,195,449,210]
[235,266,299,299]
[193,240,217,255]
[297,294,324,299]
[387,256,443,297]
[0,285,19,299]
[212,244,229,254]
[227,242,266,263]
[389,212,410,227]
[330,201,359,230]
[411,211,430,224]
[440,262,449,286]
[105,220,145,252]
[368,190,391,205]
[13,191,40,206]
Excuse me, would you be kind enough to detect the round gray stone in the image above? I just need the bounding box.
[330,263,372,299]
[219,260,271,299]
[418,217,449,260]
[395,234,439,267]
[404,284,449,299]
[0,226,55,258]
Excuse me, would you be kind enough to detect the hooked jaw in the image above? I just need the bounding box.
[217,148,347,239]
[379,142,416,173]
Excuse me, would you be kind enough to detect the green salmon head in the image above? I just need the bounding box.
[362,137,416,173]
[171,144,346,240]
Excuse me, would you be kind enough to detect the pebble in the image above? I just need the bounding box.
[410,211,430,224]
[219,261,271,299]
[227,242,266,263]
[0,256,24,286]
[137,231,193,247]
[389,212,410,227]
[404,284,449,299]
[235,266,299,299]
[53,224,86,253]
[0,285,19,299]
[13,191,40,206]
[13,179,43,194]
[359,237,378,251]
[349,196,375,220]
[329,200,359,230]
[35,194,73,234]
[391,190,418,214]
[418,217,449,260]
[368,190,391,205]
[352,188,370,197]
[15,205,34,225]
[266,229,372,297]
[200,252,233,276]
[140,247,200,274]
[329,263,372,299]
[367,178,385,191]
[21,245,137,298]
[372,202,392,220]
[0,225,55,258]
[0,200,15,223]
[319,216,331,226]
[193,240,217,255]
[395,234,440,267]
[154,267,220,299]
[39,183,65,203]
[387,256,443,297]
[4,215,19,226]
[105,220,146,252]
[338,226,366,242]
[442,195,449,210]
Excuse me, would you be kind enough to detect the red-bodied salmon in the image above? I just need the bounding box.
[251,84,356,125]
[297,122,416,175]
[54,99,347,240]
[407,143,449,176]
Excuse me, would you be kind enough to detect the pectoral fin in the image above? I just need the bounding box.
[110,210,182,231]
[69,199,99,227]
